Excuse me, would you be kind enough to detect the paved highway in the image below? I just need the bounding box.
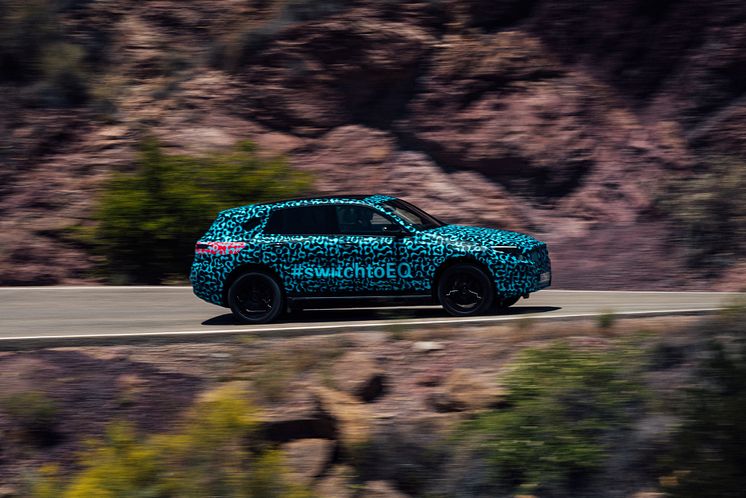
[0,287,742,343]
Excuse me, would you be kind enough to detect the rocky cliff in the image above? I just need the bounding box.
[1,0,745,289]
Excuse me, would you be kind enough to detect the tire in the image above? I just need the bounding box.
[495,296,520,309]
[437,264,495,317]
[227,272,284,324]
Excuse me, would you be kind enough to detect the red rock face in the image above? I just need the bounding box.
[1,0,745,289]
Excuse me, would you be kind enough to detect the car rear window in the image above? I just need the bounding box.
[264,205,338,235]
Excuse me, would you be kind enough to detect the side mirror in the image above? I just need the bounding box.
[383,224,411,237]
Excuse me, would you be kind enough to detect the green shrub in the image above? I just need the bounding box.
[31,41,89,106]
[713,298,746,335]
[81,139,311,283]
[0,0,59,82]
[597,310,617,330]
[211,0,355,70]
[453,343,644,496]
[30,383,314,498]
[251,340,347,402]
[0,0,90,105]
[662,328,746,497]
[1,391,58,445]
[657,155,746,270]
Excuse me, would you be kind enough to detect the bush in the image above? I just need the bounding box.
[657,155,746,270]
[82,139,311,283]
[451,343,644,496]
[211,0,356,70]
[0,0,90,106]
[251,340,348,402]
[1,391,59,445]
[661,336,746,498]
[597,310,617,329]
[30,383,314,498]
[0,0,58,82]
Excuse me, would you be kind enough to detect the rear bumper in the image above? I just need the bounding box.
[190,257,226,306]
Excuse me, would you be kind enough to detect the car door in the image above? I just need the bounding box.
[261,204,354,295]
[334,204,405,294]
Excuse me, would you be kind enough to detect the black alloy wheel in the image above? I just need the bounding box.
[228,272,283,324]
[438,264,494,317]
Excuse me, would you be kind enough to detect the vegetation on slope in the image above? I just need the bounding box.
[658,155,746,271]
[77,139,310,283]
[30,383,313,498]
[452,343,645,496]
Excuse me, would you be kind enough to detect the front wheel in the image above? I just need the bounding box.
[228,272,284,324]
[437,264,494,317]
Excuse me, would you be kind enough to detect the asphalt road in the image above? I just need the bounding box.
[0,286,742,343]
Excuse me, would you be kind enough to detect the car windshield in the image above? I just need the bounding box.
[381,199,446,230]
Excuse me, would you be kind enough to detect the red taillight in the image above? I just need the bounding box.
[195,242,246,255]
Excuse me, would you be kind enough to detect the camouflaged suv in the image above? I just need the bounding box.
[191,195,551,323]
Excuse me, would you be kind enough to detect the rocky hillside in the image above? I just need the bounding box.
[0,315,733,496]
[2,0,746,289]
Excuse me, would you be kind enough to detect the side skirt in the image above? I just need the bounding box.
[287,294,435,309]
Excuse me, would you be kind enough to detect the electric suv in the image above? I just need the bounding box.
[191,195,551,323]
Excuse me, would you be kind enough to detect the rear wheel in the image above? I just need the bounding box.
[438,264,494,317]
[228,272,284,324]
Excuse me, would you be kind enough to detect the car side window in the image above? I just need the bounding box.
[242,217,262,232]
[264,206,338,235]
[336,205,397,235]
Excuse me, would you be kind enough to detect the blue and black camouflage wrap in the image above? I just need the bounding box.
[190,195,551,306]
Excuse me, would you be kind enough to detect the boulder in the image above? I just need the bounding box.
[330,351,386,402]
[314,465,356,498]
[0,486,18,498]
[428,368,507,412]
[281,438,335,486]
[360,480,411,498]
[411,341,445,353]
[313,386,373,447]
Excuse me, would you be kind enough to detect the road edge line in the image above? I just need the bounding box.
[0,307,723,344]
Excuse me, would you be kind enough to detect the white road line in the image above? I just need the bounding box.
[544,290,744,295]
[0,286,742,294]
[0,307,722,342]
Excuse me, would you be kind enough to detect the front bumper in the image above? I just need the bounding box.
[488,243,551,297]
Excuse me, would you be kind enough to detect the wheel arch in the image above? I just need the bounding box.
[222,262,286,307]
[431,256,495,302]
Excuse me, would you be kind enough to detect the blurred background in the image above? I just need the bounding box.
[1,0,746,289]
[2,3,746,497]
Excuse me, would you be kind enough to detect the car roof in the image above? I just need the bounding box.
[252,194,370,205]
[220,194,394,218]
[250,194,393,208]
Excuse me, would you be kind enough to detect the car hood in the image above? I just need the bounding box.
[422,225,544,252]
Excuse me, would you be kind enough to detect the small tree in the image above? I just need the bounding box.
[658,155,746,270]
[87,139,310,283]
[452,343,644,496]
